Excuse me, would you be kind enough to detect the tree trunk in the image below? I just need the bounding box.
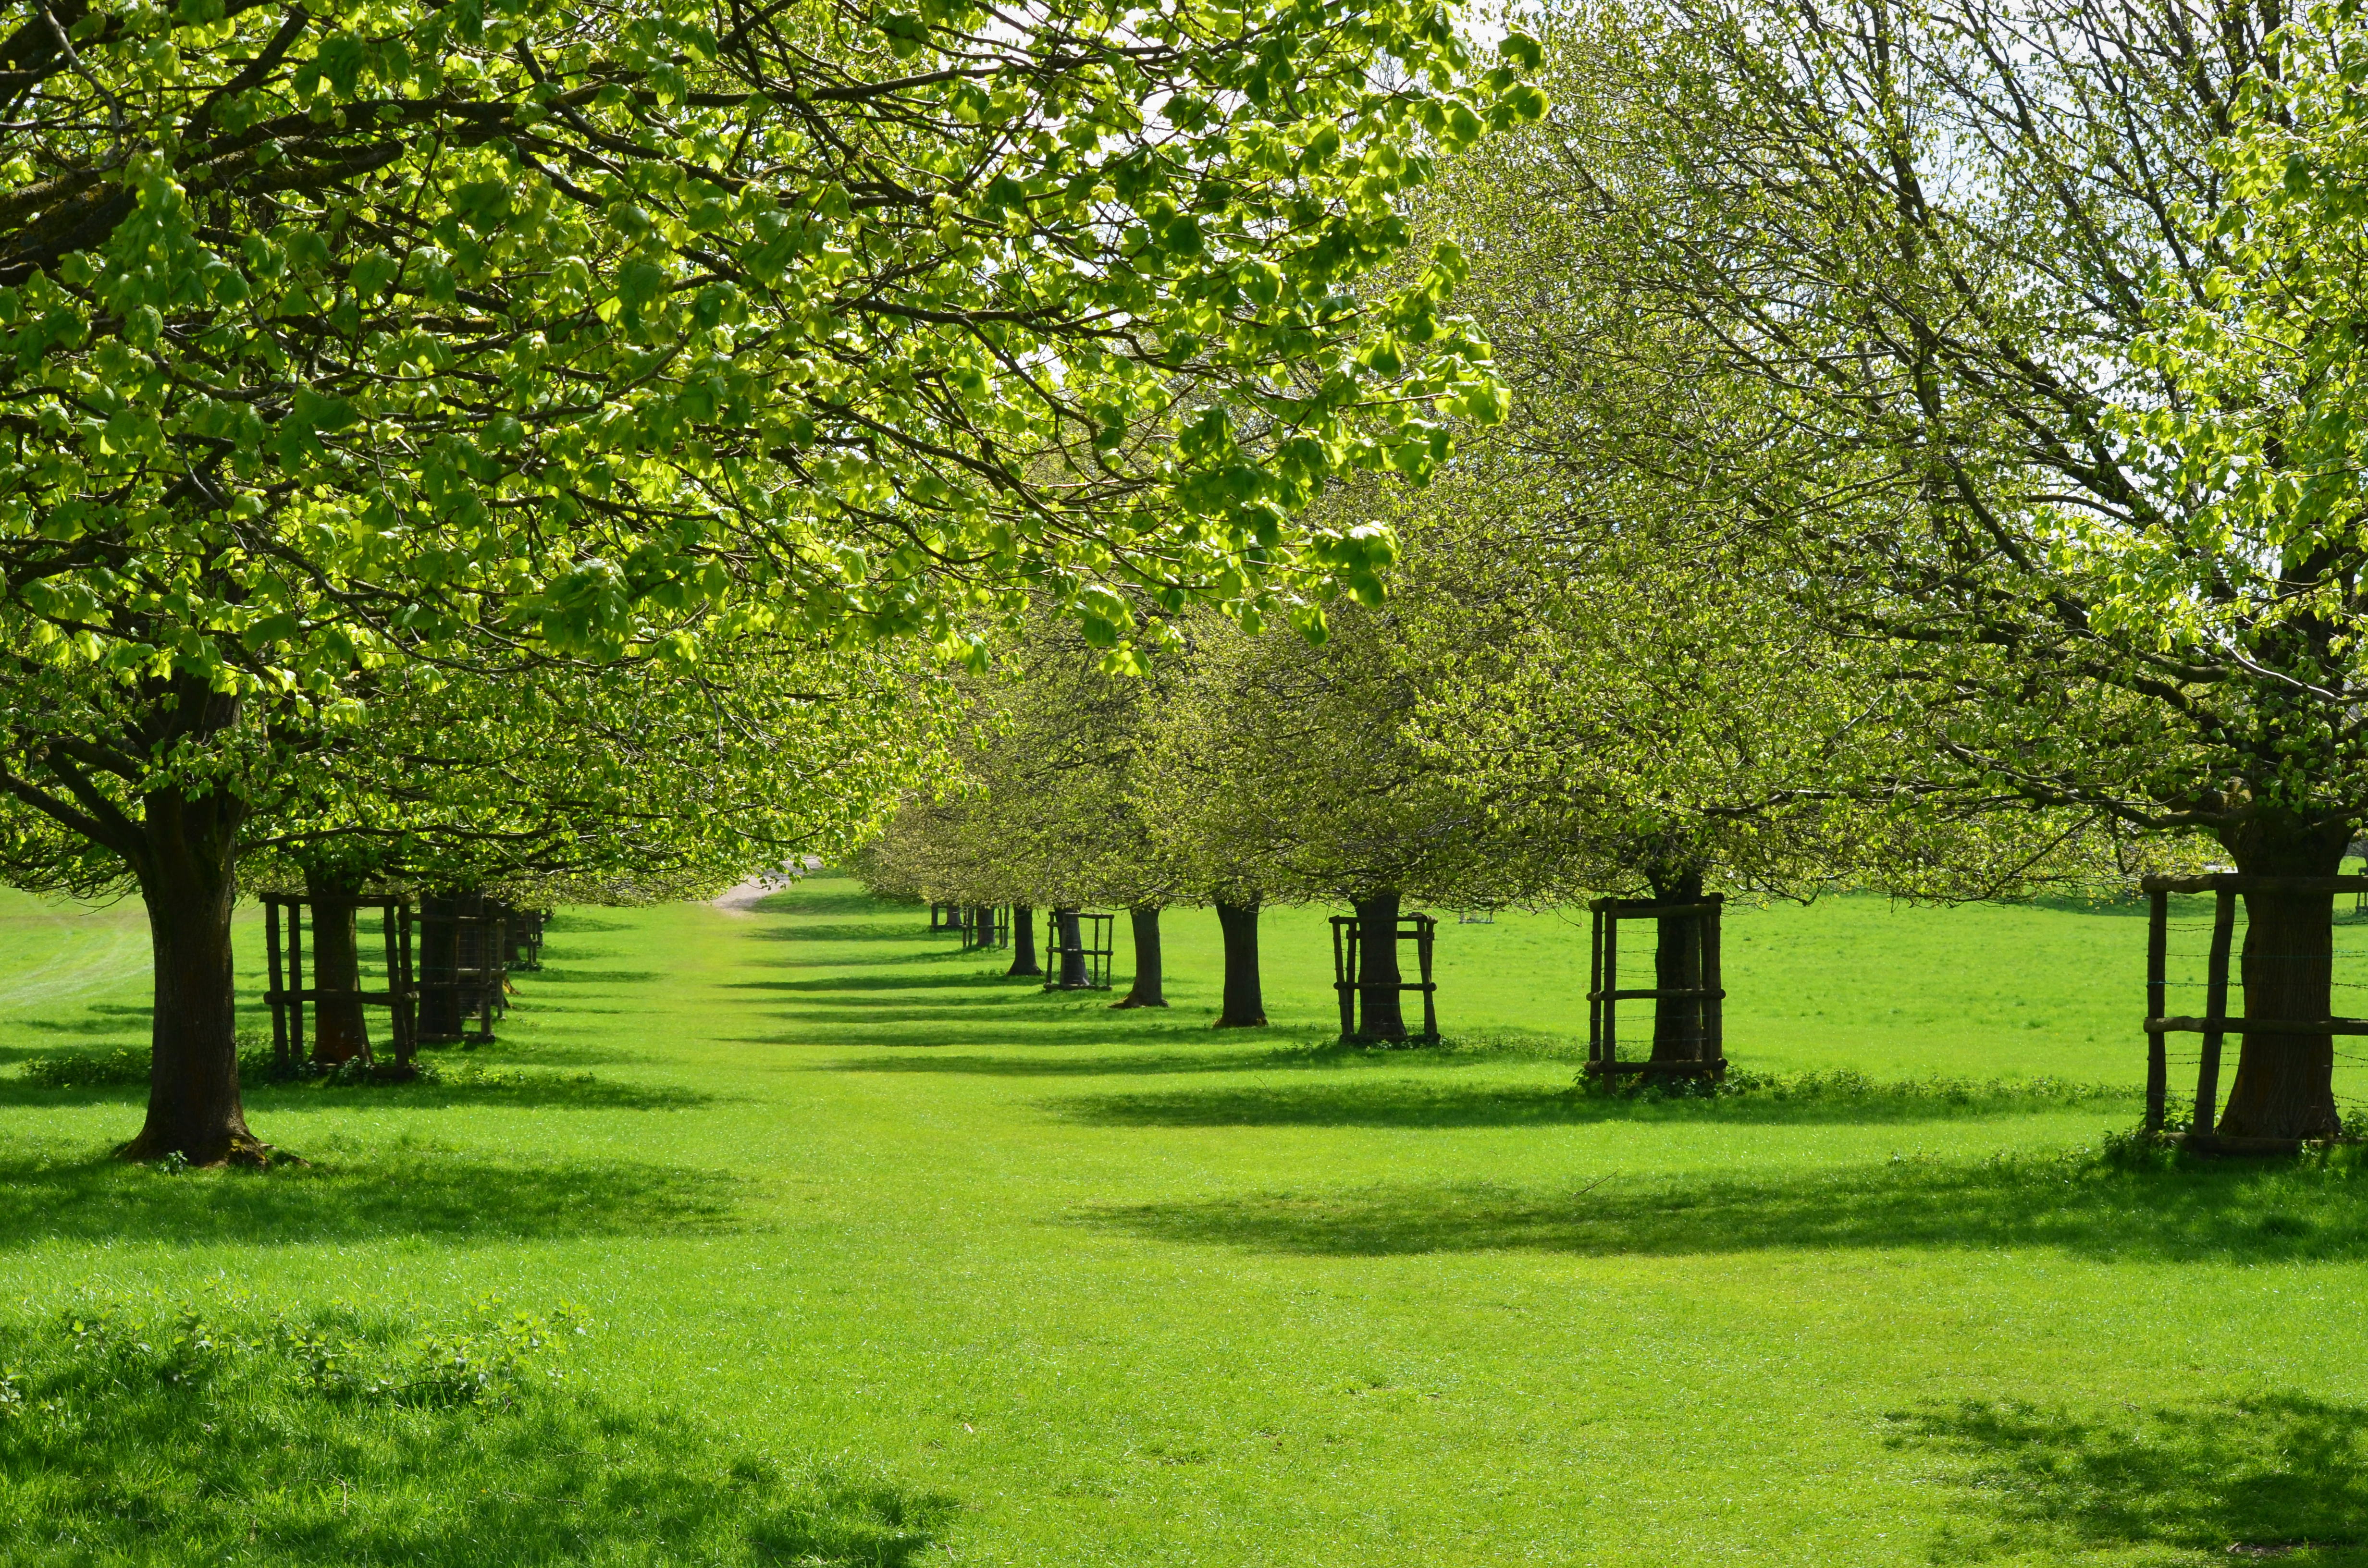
[2218,817,2350,1140]
[1649,868,1708,1063]
[1114,905,1167,1008]
[119,785,264,1166]
[1353,891,1406,1042]
[1213,901,1267,1027]
[303,867,372,1066]
[1008,904,1041,977]
[1056,906,1088,988]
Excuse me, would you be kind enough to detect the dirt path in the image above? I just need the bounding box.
[709,858,820,914]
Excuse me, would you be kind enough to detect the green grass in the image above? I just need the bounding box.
[1,881,2366,1564]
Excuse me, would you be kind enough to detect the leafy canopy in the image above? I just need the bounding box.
[0,0,1542,715]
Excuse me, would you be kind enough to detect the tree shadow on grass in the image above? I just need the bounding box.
[748,921,936,945]
[817,1046,1312,1079]
[1897,1394,2368,1562]
[0,1072,715,1113]
[753,949,986,970]
[1076,1154,2368,1265]
[10,1003,153,1036]
[730,973,1015,995]
[544,914,634,934]
[0,1151,738,1250]
[754,887,904,918]
[0,1304,950,1567]
[739,1018,1233,1049]
[1055,1076,2137,1130]
[523,966,666,986]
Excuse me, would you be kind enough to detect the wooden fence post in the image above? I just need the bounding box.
[2193,887,2237,1137]
[2145,888,2168,1134]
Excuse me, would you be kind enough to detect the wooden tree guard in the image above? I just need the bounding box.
[507,907,550,971]
[1044,909,1115,991]
[416,890,510,1045]
[1587,894,1725,1080]
[1329,911,1440,1043]
[963,905,1009,952]
[929,903,963,933]
[261,892,418,1075]
[2142,871,2368,1153]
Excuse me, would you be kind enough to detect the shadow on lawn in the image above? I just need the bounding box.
[526,966,666,986]
[0,1072,712,1113]
[1078,1154,2368,1265]
[749,921,931,945]
[755,888,906,918]
[1899,1393,2368,1562]
[0,1152,737,1249]
[732,974,1011,995]
[1056,1076,2134,1129]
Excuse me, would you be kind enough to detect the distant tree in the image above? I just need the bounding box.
[0,0,1538,1160]
[1149,594,1530,1041]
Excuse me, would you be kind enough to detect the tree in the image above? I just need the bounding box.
[857,609,1187,996]
[1483,0,2356,1136]
[1149,593,1530,1041]
[0,0,1540,1160]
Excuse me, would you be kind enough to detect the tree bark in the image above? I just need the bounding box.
[303,867,371,1066]
[1213,901,1267,1027]
[1353,891,1407,1042]
[1056,906,1088,988]
[1114,904,1167,1008]
[1008,903,1041,977]
[1649,867,1709,1063]
[118,782,264,1166]
[2218,816,2350,1140]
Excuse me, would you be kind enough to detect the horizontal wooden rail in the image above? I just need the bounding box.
[2140,874,2368,894]
[1587,986,1727,1002]
[263,988,404,1005]
[2145,1016,2368,1036]
[1589,899,1724,918]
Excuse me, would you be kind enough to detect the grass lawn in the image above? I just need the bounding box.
[1,880,2366,1564]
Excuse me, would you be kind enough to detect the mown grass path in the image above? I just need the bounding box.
[1,880,2366,1564]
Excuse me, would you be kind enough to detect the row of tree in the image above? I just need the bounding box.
[0,0,1551,1161]
[871,0,2368,1146]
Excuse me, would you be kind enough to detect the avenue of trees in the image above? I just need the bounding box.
[0,0,1546,1160]
[17,0,2368,1152]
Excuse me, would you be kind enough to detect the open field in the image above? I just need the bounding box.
[1,880,2365,1564]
